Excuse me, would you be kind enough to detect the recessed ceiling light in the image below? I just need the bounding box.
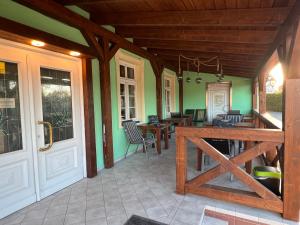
[31,40,45,47]
[70,51,81,57]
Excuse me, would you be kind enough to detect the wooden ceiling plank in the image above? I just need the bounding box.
[148,48,263,60]
[134,39,268,55]
[116,26,276,44]
[91,7,290,27]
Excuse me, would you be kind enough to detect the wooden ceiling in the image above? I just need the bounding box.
[56,0,297,78]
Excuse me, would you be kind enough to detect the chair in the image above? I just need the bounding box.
[194,109,206,122]
[148,115,174,138]
[185,109,195,118]
[170,112,182,118]
[122,120,157,158]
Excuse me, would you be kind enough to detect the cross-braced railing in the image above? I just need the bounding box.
[176,127,284,213]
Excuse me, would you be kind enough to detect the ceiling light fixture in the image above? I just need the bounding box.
[178,54,223,83]
[31,40,45,47]
[70,51,81,57]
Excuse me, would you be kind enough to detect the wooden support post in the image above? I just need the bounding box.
[151,59,164,119]
[82,58,97,177]
[83,31,115,168]
[283,18,300,222]
[99,37,114,168]
[176,135,187,194]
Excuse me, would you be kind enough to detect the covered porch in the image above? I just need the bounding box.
[0,0,300,225]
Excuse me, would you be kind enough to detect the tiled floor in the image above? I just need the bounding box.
[0,137,298,225]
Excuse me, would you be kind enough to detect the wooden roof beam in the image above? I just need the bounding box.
[116,26,277,44]
[159,56,258,69]
[256,0,300,73]
[134,39,268,55]
[92,8,291,27]
[58,0,129,5]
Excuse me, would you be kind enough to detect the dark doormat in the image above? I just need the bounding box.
[124,215,167,225]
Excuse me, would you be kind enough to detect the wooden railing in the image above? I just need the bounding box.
[176,127,284,213]
[253,110,282,129]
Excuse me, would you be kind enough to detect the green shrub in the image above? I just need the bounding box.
[266,93,282,112]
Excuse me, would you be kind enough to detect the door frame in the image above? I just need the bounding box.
[0,38,87,201]
[206,82,232,121]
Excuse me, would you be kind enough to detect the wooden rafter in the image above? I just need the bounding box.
[92,8,291,27]
[256,0,300,74]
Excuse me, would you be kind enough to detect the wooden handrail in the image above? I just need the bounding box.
[253,110,282,129]
[176,127,284,142]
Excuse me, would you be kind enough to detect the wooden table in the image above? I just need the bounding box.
[137,123,170,154]
[162,116,192,126]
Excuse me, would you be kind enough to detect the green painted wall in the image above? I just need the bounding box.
[183,72,252,114]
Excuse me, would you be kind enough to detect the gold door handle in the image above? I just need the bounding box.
[38,121,53,152]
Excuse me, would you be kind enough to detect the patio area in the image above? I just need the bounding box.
[0,137,295,225]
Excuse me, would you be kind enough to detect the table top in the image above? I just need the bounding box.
[137,123,169,129]
[234,122,255,128]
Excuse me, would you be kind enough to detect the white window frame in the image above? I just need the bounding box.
[163,72,176,117]
[119,63,137,121]
[115,50,145,127]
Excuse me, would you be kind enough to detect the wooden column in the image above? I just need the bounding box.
[99,38,114,168]
[176,135,187,194]
[83,31,117,168]
[178,77,183,114]
[82,58,97,177]
[283,19,300,222]
[151,59,164,119]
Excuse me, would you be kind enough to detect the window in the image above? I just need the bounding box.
[115,50,145,127]
[119,64,137,121]
[164,73,175,117]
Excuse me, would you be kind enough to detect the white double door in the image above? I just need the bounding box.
[207,83,230,122]
[0,40,85,218]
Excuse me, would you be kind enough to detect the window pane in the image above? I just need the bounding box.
[127,67,134,79]
[41,68,73,144]
[128,85,135,96]
[120,65,125,78]
[120,83,125,95]
[121,108,126,120]
[166,79,172,88]
[0,61,23,154]
[129,108,136,119]
[121,95,125,108]
[129,96,135,107]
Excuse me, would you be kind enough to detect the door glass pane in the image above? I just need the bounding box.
[40,68,73,144]
[0,61,22,154]
[127,67,134,79]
